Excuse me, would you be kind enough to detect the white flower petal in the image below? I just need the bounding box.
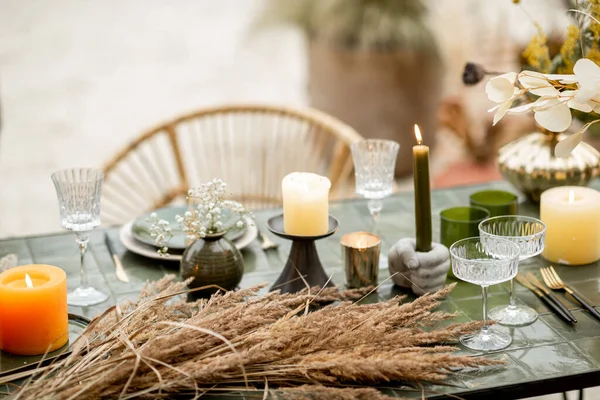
[519,72,560,96]
[560,90,577,96]
[492,99,514,125]
[555,132,583,158]
[545,74,579,84]
[488,104,500,113]
[506,102,536,115]
[573,58,600,102]
[531,97,564,111]
[574,86,598,103]
[485,72,518,103]
[534,101,572,132]
[532,87,561,97]
[561,89,594,112]
[573,58,600,82]
[567,98,593,113]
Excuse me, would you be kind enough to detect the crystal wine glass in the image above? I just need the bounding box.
[479,216,546,326]
[350,139,400,219]
[450,237,520,351]
[52,168,108,306]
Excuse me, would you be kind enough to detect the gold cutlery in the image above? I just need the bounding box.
[541,266,600,322]
[258,229,278,251]
[525,272,576,323]
[515,273,574,324]
[105,233,129,283]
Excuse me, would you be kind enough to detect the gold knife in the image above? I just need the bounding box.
[104,233,129,283]
[525,272,576,323]
[515,273,574,324]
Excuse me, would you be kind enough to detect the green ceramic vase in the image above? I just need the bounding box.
[180,232,244,298]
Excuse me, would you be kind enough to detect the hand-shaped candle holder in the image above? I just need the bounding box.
[267,214,339,294]
[388,238,450,295]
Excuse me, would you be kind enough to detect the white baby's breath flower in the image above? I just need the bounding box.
[150,178,254,254]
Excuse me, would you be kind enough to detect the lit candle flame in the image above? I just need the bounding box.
[414,124,423,145]
[25,273,33,288]
[568,190,575,203]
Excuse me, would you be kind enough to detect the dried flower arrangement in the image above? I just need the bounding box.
[148,179,252,255]
[6,278,500,399]
[465,0,600,157]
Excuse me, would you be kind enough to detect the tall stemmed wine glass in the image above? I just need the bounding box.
[450,237,520,351]
[350,139,400,220]
[52,168,108,306]
[479,216,546,326]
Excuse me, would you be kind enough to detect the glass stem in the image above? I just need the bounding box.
[367,199,386,268]
[481,285,490,336]
[508,277,517,309]
[367,199,382,222]
[75,232,90,289]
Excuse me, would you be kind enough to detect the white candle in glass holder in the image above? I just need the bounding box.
[540,186,600,265]
[282,172,331,236]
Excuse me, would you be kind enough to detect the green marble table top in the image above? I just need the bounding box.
[1,181,599,399]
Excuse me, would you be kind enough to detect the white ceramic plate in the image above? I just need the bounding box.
[119,217,258,262]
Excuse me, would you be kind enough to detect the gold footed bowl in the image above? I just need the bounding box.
[498,132,600,203]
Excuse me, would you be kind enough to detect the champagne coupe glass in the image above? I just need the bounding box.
[52,168,108,306]
[450,237,520,351]
[350,139,400,220]
[479,216,546,326]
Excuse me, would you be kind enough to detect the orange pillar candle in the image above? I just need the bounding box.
[0,264,69,355]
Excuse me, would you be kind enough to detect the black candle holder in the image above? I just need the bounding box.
[267,214,339,294]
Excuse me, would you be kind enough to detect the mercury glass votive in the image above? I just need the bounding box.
[469,190,519,217]
[341,232,381,288]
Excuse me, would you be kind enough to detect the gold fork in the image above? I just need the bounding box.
[540,266,600,322]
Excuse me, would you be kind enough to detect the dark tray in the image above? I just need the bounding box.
[0,313,90,380]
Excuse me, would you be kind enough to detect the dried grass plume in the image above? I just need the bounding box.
[7,276,500,399]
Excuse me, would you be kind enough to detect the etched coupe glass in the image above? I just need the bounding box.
[450,237,520,351]
[479,216,546,326]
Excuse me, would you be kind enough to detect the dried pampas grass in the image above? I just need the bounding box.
[8,277,499,399]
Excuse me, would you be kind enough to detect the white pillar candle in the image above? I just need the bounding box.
[540,186,600,265]
[282,172,331,236]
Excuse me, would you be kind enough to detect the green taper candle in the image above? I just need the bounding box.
[413,124,432,252]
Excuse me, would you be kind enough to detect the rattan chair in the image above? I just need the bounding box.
[101,104,363,225]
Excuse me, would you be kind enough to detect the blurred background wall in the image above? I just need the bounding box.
[0,0,571,238]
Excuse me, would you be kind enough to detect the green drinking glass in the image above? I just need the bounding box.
[440,206,490,278]
[469,190,519,217]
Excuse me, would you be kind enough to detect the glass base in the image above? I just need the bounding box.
[489,304,538,326]
[460,329,512,351]
[68,286,109,307]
